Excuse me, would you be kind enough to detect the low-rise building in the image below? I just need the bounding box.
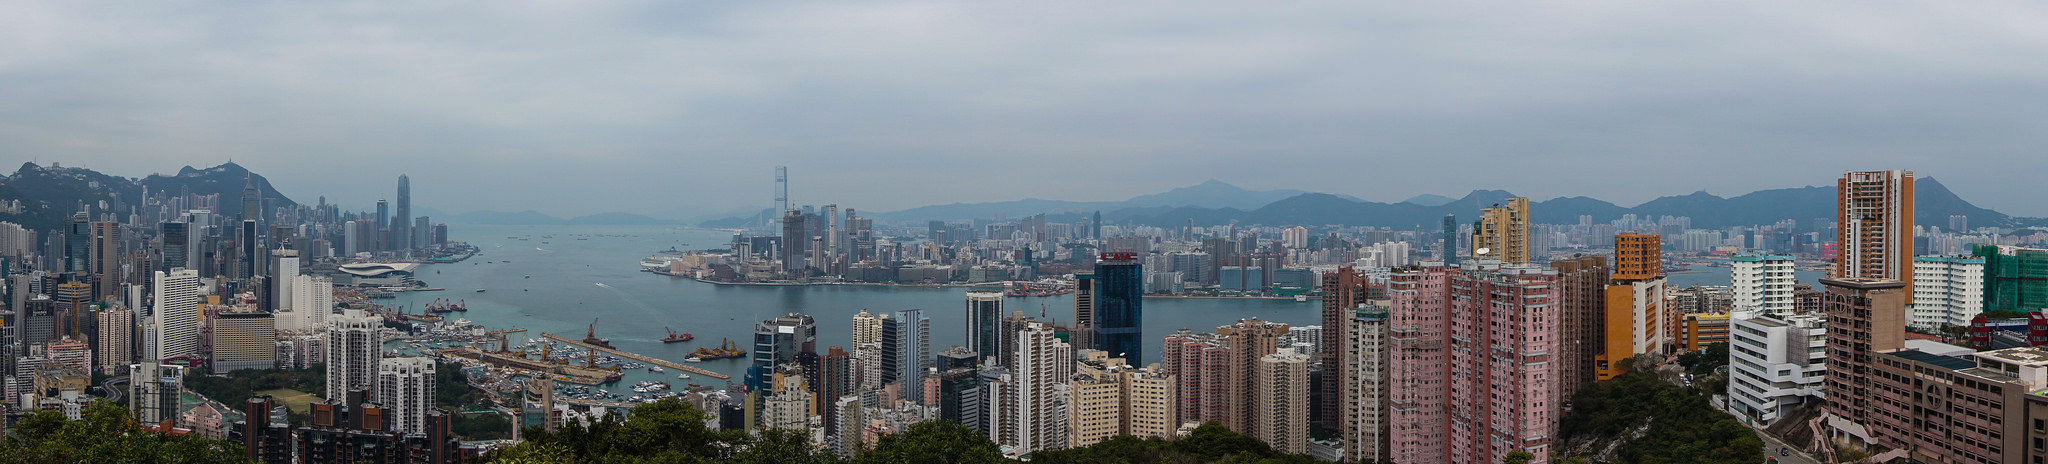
[1726,311,1827,426]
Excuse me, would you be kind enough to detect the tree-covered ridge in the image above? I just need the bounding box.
[0,401,253,463]
[482,397,1335,464]
[1558,369,1763,464]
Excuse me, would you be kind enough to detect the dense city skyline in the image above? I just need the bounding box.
[7,1,2048,217]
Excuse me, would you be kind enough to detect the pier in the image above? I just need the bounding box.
[541,333,731,380]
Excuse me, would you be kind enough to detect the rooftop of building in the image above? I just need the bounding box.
[1730,253,1795,261]
[1904,339,1974,357]
[1976,346,2048,367]
[1887,349,1978,371]
[1819,277,1907,290]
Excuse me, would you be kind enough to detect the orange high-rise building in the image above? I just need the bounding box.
[1835,170,1914,291]
[1473,198,1531,264]
[1611,233,1661,280]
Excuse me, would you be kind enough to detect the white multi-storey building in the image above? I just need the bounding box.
[1726,311,1827,426]
[289,274,334,330]
[376,357,436,435]
[327,310,383,401]
[994,321,1069,455]
[1730,254,1796,313]
[1911,255,1985,329]
[151,269,202,361]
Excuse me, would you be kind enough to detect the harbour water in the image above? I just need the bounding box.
[391,225,1316,387]
[394,224,1811,393]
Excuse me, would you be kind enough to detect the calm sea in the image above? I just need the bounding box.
[391,224,1315,385]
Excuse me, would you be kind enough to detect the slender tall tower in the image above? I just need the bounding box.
[1070,272,1095,351]
[394,174,411,252]
[1836,170,1915,290]
[241,175,261,225]
[1441,215,1458,266]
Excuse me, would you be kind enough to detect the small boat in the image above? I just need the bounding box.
[683,357,702,363]
[678,373,691,380]
[650,366,665,373]
[475,289,486,293]
[1295,295,1309,302]
[524,275,531,279]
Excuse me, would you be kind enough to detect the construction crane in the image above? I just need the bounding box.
[484,328,528,353]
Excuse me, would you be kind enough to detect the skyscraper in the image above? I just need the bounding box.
[326,310,383,401]
[1094,252,1143,362]
[1070,272,1095,351]
[1441,214,1458,266]
[882,309,930,404]
[64,211,90,273]
[1389,263,1559,464]
[782,210,807,276]
[1908,255,1983,329]
[90,221,121,300]
[160,221,188,271]
[966,291,1003,361]
[1342,304,1390,462]
[151,269,201,361]
[851,309,883,346]
[1217,318,1289,435]
[750,313,817,390]
[393,174,410,252]
[1473,198,1530,264]
[1835,170,1914,290]
[994,320,1069,454]
[96,307,133,374]
[1316,267,1372,431]
[1549,256,1608,401]
[241,175,262,224]
[1254,349,1310,455]
[377,357,435,435]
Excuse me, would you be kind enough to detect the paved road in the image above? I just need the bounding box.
[1754,428,1820,464]
[101,375,130,403]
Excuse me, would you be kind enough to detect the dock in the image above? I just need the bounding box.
[541,333,731,380]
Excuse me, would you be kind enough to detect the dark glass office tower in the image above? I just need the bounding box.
[965,291,1002,362]
[1094,252,1143,362]
[160,221,188,271]
[65,212,91,273]
[393,174,411,251]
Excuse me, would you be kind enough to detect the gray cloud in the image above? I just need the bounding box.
[4,0,2047,217]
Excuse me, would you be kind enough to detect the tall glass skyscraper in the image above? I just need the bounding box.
[1094,252,1143,362]
[393,174,411,251]
[965,291,1003,362]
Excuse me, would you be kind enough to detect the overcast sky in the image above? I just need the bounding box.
[5,1,2047,218]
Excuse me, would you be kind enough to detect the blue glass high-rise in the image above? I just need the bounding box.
[1093,252,1143,362]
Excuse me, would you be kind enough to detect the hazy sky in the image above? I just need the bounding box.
[6,1,2048,218]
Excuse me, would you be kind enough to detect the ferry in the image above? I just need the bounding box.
[641,256,670,269]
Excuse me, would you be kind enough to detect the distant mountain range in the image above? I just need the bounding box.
[0,162,295,231]
[1115,177,2018,230]
[4,162,2025,232]
[700,177,2026,231]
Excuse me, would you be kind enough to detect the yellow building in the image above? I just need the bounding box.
[1596,233,1667,380]
[1473,198,1531,264]
[1680,313,1730,352]
[1067,350,1176,448]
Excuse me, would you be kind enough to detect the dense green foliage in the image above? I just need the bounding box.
[0,401,253,463]
[1676,342,1728,376]
[1559,371,1763,463]
[437,362,488,410]
[454,412,515,441]
[1031,422,1323,464]
[485,398,1330,464]
[183,364,326,407]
